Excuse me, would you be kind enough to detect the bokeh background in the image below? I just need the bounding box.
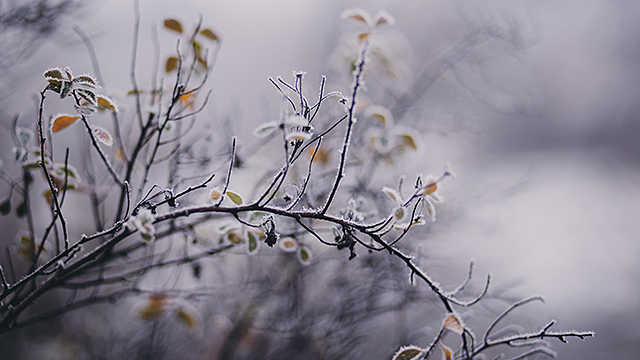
[1,0,639,358]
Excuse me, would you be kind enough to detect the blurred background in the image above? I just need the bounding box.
[0,0,639,358]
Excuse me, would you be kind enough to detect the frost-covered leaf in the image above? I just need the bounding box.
[392,205,407,223]
[249,211,268,223]
[76,88,98,106]
[226,190,243,205]
[74,104,96,117]
[200,28,219,42]
[358,32,369,43]
[226,231,243,244]
[443,312,464,334]
[16,127,34,145]
[53,163,81,181]
[44,68,65,81]
[92,125,114,147]
[279,237,298,253]
[297,245,313,265]
[382,186,402,203]
[97,94,119,112]
[166,56,179,73]
[341,8,372,27]
[391,345,425,360]
[286,131,312,142]
[365,105,394,126]
[398,133,417,150]
[51,114,80,133]
[163,18,183,33]
[246,230,260,255]
[439,341,453,360]
[210,187,222,200]
[12,147,27,162]
[253,121,279,137]
[373,10,396,27]
[60,80,73,99]
[284,115,308,127]
[127,209,156,243]
[175,306,200,331]
[73,74,100,89]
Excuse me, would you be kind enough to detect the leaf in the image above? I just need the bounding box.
[12,147,27,162]
[227,231,243,244]
[246,230,260,255]
[249,211,268,223]
[16,232,35,263]
[175,308,199,330]
[74,104,96,117]
[358,32,369,43]
[60,81,73,99]
[53,164,81,181]
[97,94,119,112]
[286,131,312,142]
[278,237,298,253]
[398,133,417,150]
[391,346,425,360]
[138,294,169,321]
[163,18,183,33]
[373,10,396,27]
[253,121,278,137]
[16,127,34,145]
[73,75,100,89]
[200,28,219,42]
[92,125,114,147]
[382,186,402,203]
[226,190,243,205]
[76,88,98,106]
[297,245,313,265]
[443,312,464,334]
[165,56,179,73]
[44,68,65,80]
[341,9,372,27]
[210,187,222,200]
[51,114,80,133]
[439,341,453,360]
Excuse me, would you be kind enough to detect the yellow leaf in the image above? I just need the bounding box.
[439,341,453,360]
[398,134,417,150]
[163,18,183,33]
[358,32,369,43]
[391,346,424,360]
[51,114,80,133]
[443,312,464,334]
[175,308,199,330]
[227,231,243,244]
[226,190,243,205]
[97,94,118,112]
[199,28,219,42]
[297,245,313,265]
[210,187,222,200]
[166,56,179,73]
[139,294,168,321]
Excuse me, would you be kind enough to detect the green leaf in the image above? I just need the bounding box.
[166,56,179,73]
[226,190,243,205]
[249,211,268,223]
[72,75,99,89]
[16,127,34,145]
[12,147,27,162]
[246,230,260,255]
[53,164,81,181]
[163,18,183,33]
[297,245,312,265]
[199,28,219,42]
